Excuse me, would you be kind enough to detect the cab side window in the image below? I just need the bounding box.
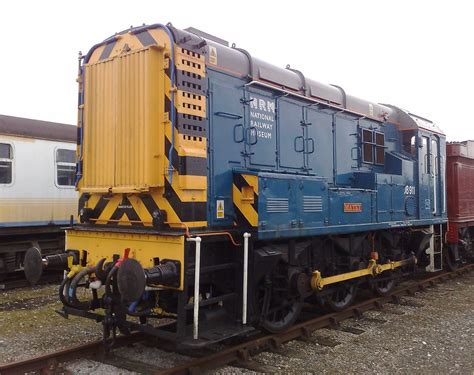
[56,149,76,186]
[361,129,385,165]
[421,137,429,174]
[0,143,13,184]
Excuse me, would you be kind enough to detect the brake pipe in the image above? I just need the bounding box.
[68,267,95,310]
[104,248,130,297]
[193,232,241,247]
[59,277,74,307]
[164,221,242,246]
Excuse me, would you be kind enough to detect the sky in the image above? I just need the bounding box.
[0,0,472,141]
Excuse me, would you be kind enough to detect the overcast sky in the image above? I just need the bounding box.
[0,0,472,141]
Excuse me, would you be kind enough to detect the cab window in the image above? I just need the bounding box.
[402,132,417,156]
[421,137,429,174]
[362,129,385,165]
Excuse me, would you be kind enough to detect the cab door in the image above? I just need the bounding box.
[243,88,277,169]
[209,79,245,226]
[419,134,432,219]
[277,97,305,171]
[431,136,442,216]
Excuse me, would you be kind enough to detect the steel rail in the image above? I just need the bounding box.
[158,263,474,375]
[0,264,472,375]
[0,272,63,291]
[0,333,145,375]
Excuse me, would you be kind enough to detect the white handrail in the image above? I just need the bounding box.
[242,232,251,325]
[187,237,202,340]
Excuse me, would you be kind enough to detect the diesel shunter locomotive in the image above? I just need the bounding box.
[25,23,466,346]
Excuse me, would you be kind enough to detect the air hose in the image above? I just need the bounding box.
[68,267,95,310]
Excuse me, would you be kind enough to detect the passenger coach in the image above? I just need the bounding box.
[0,115,77,279]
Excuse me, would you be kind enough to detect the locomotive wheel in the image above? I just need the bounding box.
[325,283,357,312]
[372,272,396,296]
[445,229,471,271]
[444,245,460,271]
[256,268,303,333]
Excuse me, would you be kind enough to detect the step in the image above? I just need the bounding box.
[184,292,237,310]
[186,262,238,275]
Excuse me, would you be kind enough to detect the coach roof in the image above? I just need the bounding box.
[0,114,76,143]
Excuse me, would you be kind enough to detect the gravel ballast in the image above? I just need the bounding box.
[0,271,473,373]
[218,271,474,374]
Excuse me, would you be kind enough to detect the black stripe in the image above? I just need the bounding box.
[78,193,90,213]
[99,41,116,60]
[165,180,206,222]
[165,138,207,176]
[92,196,110,219]
[165,96,179,132]
[252,191,259,213]
[176,113,206,138]
[165,136,179,172]
[233,173,249,191]
[175,70,207,95]
[140,194,160,215]
[135,31,156,47]
[108,196,144,226]
[77,127,82,146]
[233,174,259,212]
[140,194,170,229]
[233,204,252,228]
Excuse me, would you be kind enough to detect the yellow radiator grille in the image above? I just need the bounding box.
[83,46,165,192]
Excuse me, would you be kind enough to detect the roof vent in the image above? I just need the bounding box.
[185,27,229,47]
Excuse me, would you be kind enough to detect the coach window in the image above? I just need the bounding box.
[0,143,13,184]
[56,149,76,186]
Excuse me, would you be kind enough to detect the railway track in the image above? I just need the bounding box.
[0,272,63,291]
[1,263,473,375]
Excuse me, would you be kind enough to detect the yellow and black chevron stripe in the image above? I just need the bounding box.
[78,189,207,227]
[162,42,208,226]
[80,26,209,228]
[233,174,259,227]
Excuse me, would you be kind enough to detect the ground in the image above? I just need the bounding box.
[0,271,473,374]
[0,283,101,365]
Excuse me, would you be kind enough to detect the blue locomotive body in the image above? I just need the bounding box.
[205,62,446,240]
